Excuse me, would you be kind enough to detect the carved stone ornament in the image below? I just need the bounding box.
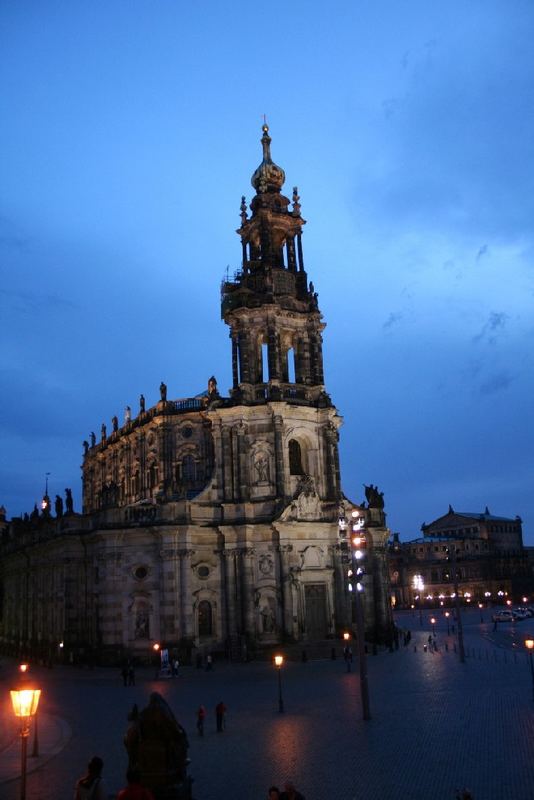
[279,475,323,522]
[258,553,274,575]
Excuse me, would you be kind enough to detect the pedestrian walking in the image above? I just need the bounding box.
[127,663,136,686]
[197,705,206,736]
[215,700,227,731]
[172,658,179,677]
[206,653,213,671]
[117,768,155,800]
[343,645,353,672]
[74,756,108,800]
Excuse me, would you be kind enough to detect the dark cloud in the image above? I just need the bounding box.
[383,312,403,330]
[472,311,509,345]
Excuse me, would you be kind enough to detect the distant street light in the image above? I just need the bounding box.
[525,639,534,702]
[274,654,284,712]
[10,679,41,800]
[430,617,436,637]
[413,575,424,626]
[444,611,450,636]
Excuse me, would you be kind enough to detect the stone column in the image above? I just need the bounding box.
[179,550,195,639]
[231,334,239,388]
[324,423,339,500]
[240,547,255,634]
[223,548,238,636]
[237,424,249,502]
[231,427,240,502]
[211,422,225,502]
[278,544,293,639]
[222,427,234,502]
[273,415,286,499]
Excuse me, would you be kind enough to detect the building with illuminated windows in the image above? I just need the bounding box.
[388,505,531,609]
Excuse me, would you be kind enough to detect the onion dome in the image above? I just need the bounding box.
[251,123,285,194]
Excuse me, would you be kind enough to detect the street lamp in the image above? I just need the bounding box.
[525,639,534,702]
[478,603,484,623]
[10,681,41,800]
[444,611,450,636]
[413,575,424,626]
[430,617,436,636]
[274,654,284,713]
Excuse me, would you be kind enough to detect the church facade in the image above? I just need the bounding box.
[0,127,393,664]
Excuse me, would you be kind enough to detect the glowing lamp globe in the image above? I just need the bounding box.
[10,687,41,720]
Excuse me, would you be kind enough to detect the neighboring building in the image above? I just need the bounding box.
[0,126,393,665]
[389,505,531,608]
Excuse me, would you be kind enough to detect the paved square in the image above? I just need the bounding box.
[2,608,534,800]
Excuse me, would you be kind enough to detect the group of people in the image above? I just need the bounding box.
[120,662,136,686]
[197,700,227,735]
[268,782,305,800]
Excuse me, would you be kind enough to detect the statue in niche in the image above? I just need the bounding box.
[254,455,269,483]
[135,608,149,639]
[101,423,107,440]
[55,495,63,517]
[124,406,131,424]
[112,415,119,432]
[65,488,74,514]
[160,382,167,402]
[261,601,276,634]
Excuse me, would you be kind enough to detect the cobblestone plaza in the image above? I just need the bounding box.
[2,609,534,800]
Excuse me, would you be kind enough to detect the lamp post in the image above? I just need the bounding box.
[448,545,465,663]
[153,643,160,678]
[10,681,41,800]
[274,654,284,713]
[430,617,436,637]
[444,611,450,635]
[413,575,424,626]
[525,640,534,702]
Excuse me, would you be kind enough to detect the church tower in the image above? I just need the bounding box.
[223,123,327,406]
[218,124,342,508]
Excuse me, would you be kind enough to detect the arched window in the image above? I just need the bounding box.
[289,439,304,475]
[198,600,212,637]
[182,455,196,483]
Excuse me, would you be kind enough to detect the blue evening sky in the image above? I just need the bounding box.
[1,1,533,542]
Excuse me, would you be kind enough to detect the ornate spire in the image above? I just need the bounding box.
[251,123,286,194]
